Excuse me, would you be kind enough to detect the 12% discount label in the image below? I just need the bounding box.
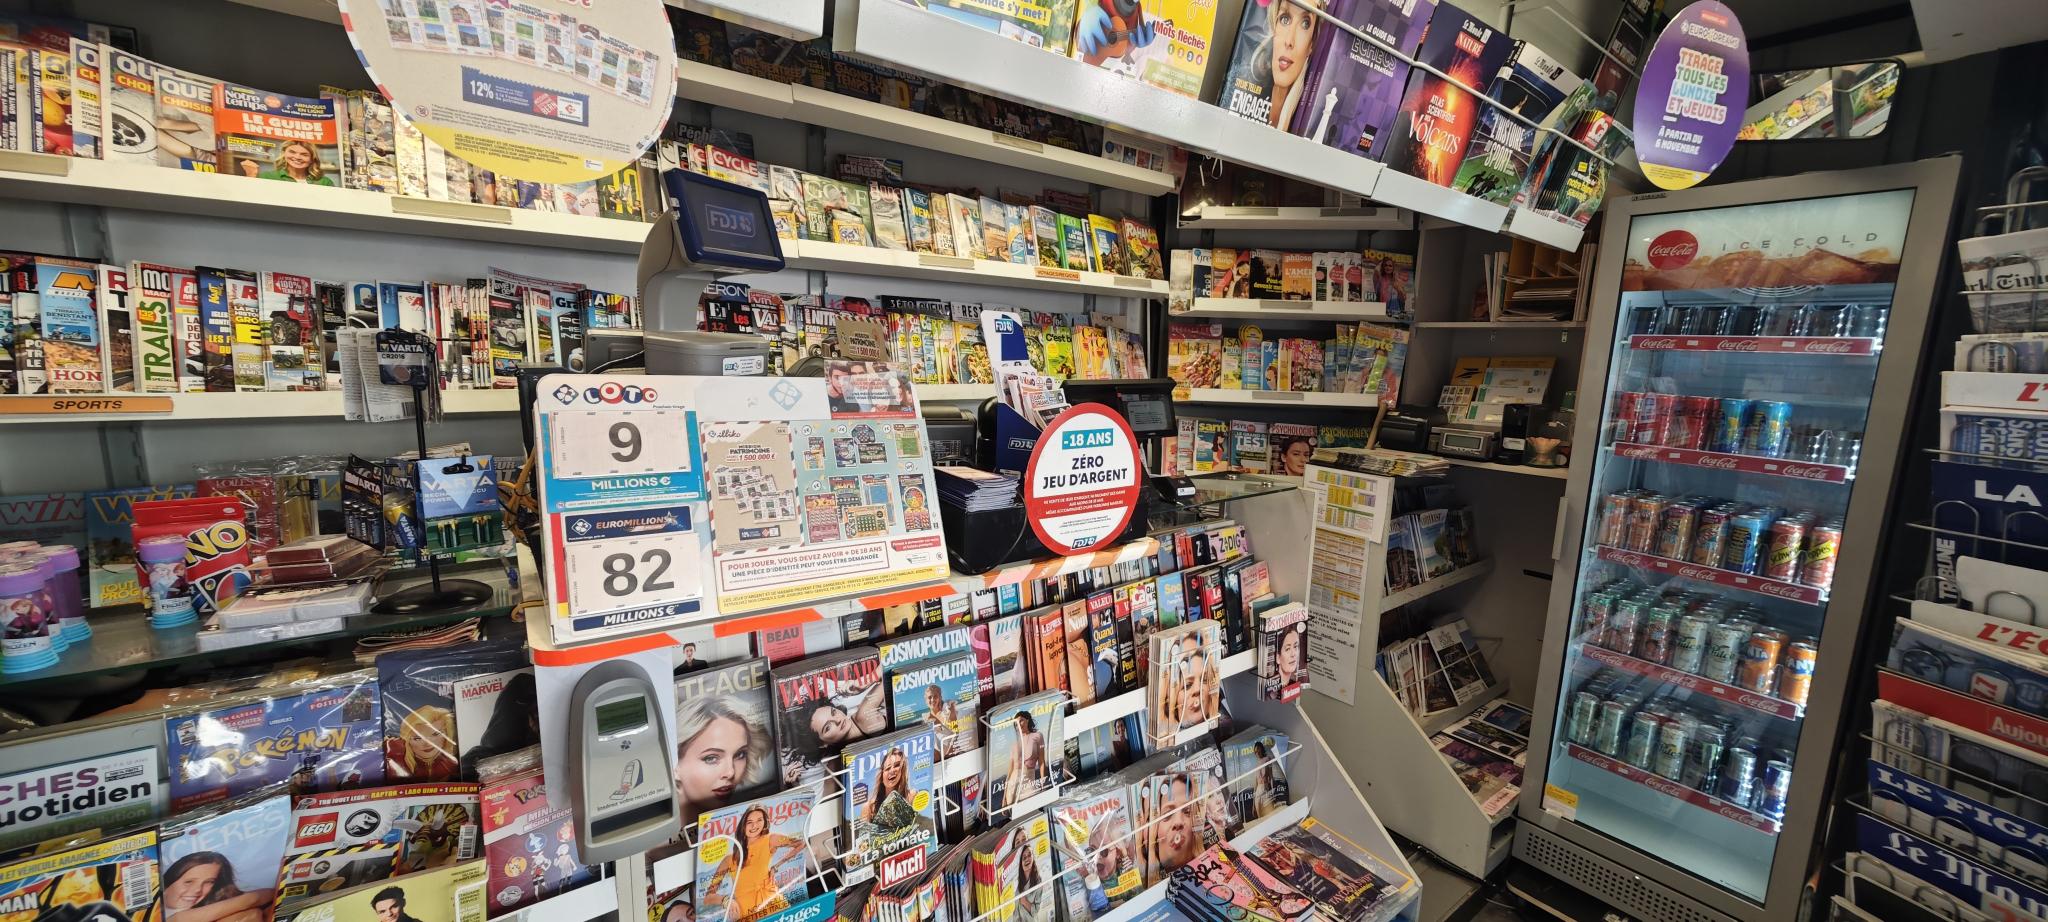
[1023,404,1142,556]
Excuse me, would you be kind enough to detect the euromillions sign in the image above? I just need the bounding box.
[1634,2,1749,191]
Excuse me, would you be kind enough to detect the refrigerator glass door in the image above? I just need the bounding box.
[1540,188,1919,902]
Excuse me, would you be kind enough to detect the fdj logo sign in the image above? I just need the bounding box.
[581,382,659,404]
[1061,427,1116,449]
[706,204,756,237]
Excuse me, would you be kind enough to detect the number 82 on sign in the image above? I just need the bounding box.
[563,531,703,620]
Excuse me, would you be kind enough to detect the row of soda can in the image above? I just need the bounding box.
[1612,392,1861,467]
[1579,578,1819,706]
[1599,489,1842,591]
[1623,301,1888,339]
[1565,671,1795,821]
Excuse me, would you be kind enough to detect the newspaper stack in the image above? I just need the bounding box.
[935,466,1022,512]
[1309,447,1448,478]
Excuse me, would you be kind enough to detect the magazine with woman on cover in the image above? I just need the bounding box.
[983,693,1066,818]
[672,659,777,832]
[842,727,939,877]
[695,791,817,922]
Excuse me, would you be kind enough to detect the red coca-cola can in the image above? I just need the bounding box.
[1629,394,1678,445]
[1668,396,1719,450]
[1610,392,1643,443]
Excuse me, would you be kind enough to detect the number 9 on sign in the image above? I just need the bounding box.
[550,409,692,480]
[563,531,701,617]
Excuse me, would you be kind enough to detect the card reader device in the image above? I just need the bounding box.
[567,660,681,863]
[1059,377,1196,505]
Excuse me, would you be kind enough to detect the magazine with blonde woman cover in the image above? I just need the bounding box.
[841,726,939,882]
[694,790,818,922]
[156,791,290,922]
[672,659,777,833]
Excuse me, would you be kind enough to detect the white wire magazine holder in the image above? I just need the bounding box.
[957,738,1311,922]
[978,691,1078,825]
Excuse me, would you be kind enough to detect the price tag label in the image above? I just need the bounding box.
[550,409,693,480]
[564,530,702,618]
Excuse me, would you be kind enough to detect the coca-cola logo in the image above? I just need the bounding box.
[1608,551,1647,567]
[1638,338,1679,349]
[1759,582,1809,599]
[1697,456,1740,470]
[1736,693,1775,710]
[1647,230,1699,269]
[1678,565,1718,580]
[1715,339,1761,352]
[1618,445,1661,459]
[1780,464,1834,481]
[1802,340,1856,354]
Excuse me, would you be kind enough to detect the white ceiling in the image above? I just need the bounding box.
[1909,0,2048,62]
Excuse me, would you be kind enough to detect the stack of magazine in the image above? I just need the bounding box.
[1379,618,1498,722]
[1429,700,1532,822]
[935,466,1022,513]
[1165,819,1417,922]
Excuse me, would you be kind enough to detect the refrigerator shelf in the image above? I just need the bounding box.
[1560,742,1783,834]
[1592,546,1829,605]
[1608,442,1854,484]
[1576,644,1806,722]
[1625,334,1881,356]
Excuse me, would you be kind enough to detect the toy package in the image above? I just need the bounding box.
[478,754,590,915]
[166,674,384,810]
[278,783,482,913]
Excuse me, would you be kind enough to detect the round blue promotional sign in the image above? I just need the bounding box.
[1633,1,1749,190]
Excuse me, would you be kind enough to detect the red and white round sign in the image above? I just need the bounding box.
[1023,403,1143,556]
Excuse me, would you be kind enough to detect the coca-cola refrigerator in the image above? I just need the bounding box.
[1513,158,1961,922]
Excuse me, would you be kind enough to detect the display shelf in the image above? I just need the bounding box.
[1380,560,1495,613]
[945,536,1164,594]
[1591,545,1827,606]
[1502,208,1589,251]
[0,151,651,255]
[1439,457,1572,479]
[0,563,517,689]
[1177,205,1413,230]
[1092,797,1318,922]
[1560,742,1781,834]
[1575,644,1805,722]
[1367,168,1511,233]
[1418,684,1510,737]
[1067,650,1258,738]
[1179,388,1378,408]
[1181,473,1302,508]
[674,61,1174,195]
[223,0,342,22]
[1608,442,1853,484]
[1624,334,1881,356]
[674,0,826,41]
[1413,320,1585,329]
[1177,299,1402,321]
[788,239,1166,297]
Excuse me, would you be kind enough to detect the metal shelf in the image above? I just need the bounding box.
[1380,560,1496,613]
[1177,205,1413,230]
[1177,299,1403,322]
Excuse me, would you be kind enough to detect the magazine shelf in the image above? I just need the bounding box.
[1605,443,1854,484]
[0,386,990,425]
[680,0,828,41]
[487,872,621,922]
[1177,206,1413,231]
[0,151,651,255]
[1559,743,1783,835]
[1590,546,1828,606]
[831,0,1583,246]
[788,240,1168,297]
[1438,457,1572,479]
[674,61,1176,196]
[0,561,518,690]
[1180,388,1379,408]
[1178,299,1402,322]
[1090,797,1315,922]
[1573,644,1806,722]
[1379,559,1496,613]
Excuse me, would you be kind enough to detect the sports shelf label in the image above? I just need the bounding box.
[1023,403,1141,556]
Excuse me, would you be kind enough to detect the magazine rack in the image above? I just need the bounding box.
[1275,463,1520,879]
[605,484,1424,922]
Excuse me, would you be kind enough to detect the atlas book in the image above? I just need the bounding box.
[841,726,940,882]
[1372,1,1515,187]
[1288,0,1435,158]
[695,789,818,922]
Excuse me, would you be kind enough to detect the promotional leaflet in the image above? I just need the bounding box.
[336,0,674,183]
[1632,2,1748,191]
